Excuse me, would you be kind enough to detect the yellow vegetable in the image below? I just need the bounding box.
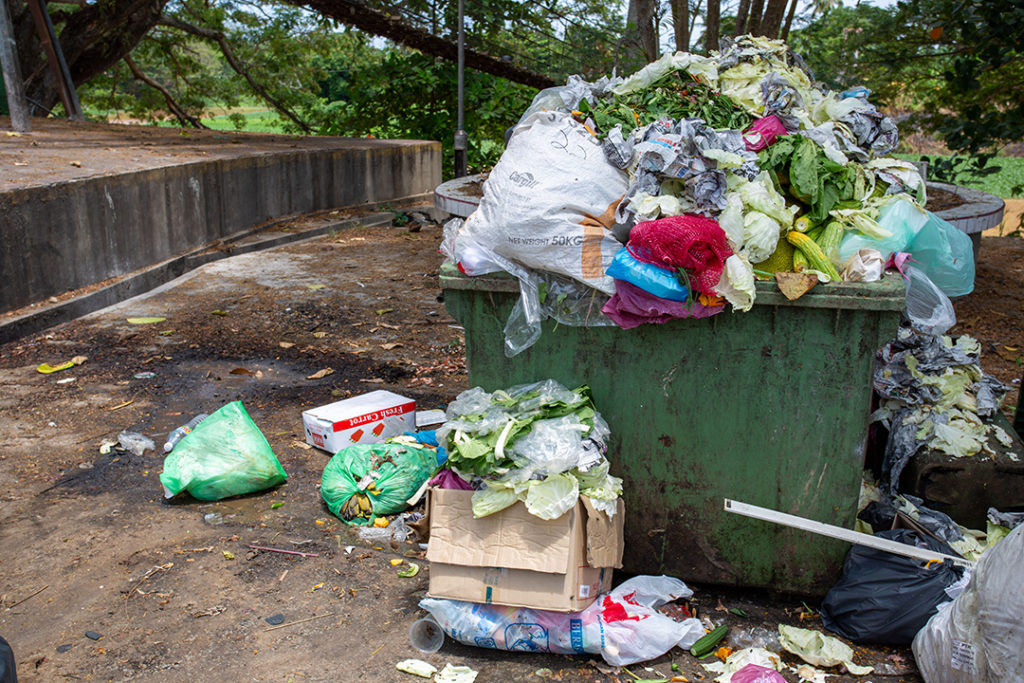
[786,231,841,281]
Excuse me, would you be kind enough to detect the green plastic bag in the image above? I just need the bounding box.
[159,401,287,501]
[320,442,438,525]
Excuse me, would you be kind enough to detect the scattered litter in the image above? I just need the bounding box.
[306,284,325,290]
[279,341,296,349]
[375,308,394,315]
[730,664,786,683]
[56,644,72,653]
[420,575,704,666]
[203,513,225,525]
[702,648,784,683]
[117,431,155,457]
[247,545,319,558]
[36,355,87,374]
[390,558,403,566]
[99,439,118,455]
[192,604,226,617]
[84,631,102,641]
[109,399,134,411]
[133,371,156,379]
[271,502,283,509]
[210,310,228,316]
[159,401,287,501]
[306,368,335,380]
[56,377,76,384]
[777,625,872,675]
[791,664,829,683]
[433,664,477,683]
[126,317,166,325]
[263,612,333,632]
[222,551,234,560]
[396,658,437,678]
[397,562,419,578]
[265,614,285,626]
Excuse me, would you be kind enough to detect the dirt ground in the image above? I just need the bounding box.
[0,217,951,683]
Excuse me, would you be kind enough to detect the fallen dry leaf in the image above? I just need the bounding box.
[230,368,254,375]
[776,272,819,301]
[313,331,328,339]
[279,341,296,349]
[381,343,403,350]
[306,368,334,380]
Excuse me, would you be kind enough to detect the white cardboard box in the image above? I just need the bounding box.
[302,390,415,453]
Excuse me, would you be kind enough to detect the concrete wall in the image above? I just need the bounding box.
[0,140,441,314]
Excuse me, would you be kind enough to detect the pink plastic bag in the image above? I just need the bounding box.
[731,664,787,683]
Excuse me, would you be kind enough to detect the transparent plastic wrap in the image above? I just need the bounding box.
[913,525,1024,683]
[503,270,614,357]
[904,264,956,336]
[419,575,704,666]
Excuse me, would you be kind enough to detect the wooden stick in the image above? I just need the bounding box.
[248,545,319,558]
[264,613,333,632]
[7,585,48,609]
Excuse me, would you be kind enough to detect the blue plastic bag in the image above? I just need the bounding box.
[606,248,689,302]
[905,211,975,297]
[839,198,925,262]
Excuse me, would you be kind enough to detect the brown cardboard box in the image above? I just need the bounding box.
[425,487,624,612]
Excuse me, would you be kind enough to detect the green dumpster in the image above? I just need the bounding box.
[441,263,905,595]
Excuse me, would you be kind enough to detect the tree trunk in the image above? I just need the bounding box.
[284,0,555,89]
[733,0,751,36]
[670,0,689,53]
[635,0,658,62]
[11,0,168,113]
[747,0,765,35]
[759,0,790,38]
[704,0,720,53]
[780,0,799,40]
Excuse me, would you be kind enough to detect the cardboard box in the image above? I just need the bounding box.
[426,488,624,611]
[302,390,415,453]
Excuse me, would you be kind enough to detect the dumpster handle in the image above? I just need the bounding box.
[723,499,974,568]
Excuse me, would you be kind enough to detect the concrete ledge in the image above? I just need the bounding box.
[0,137,442,314]
[0,210,398,345]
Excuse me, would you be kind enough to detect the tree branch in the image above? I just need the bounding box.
[123,55,207,128]
[157,13,313,133]
[281,0,556,90]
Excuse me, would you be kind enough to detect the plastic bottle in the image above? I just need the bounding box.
[163,413,208,453]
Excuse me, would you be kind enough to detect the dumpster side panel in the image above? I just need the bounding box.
[445,285,901,595]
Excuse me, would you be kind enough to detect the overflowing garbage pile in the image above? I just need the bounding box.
[442,35,974,354]
[873,325,1013,495]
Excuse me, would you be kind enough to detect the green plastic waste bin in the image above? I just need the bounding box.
[441,263,905,595]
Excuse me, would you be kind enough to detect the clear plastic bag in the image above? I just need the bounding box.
[904,264,956,336]
[913,525,1024,682]
[905,211,975,297]
[839,197,925,262]
[419,575,704,666]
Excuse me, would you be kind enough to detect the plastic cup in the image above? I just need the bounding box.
[409,616,445,653]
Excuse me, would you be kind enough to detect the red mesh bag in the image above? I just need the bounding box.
[626,214,732,295]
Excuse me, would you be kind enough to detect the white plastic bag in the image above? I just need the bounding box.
[459,111,629,295]
[904,264,956,337]
[913,525,1024,682]
[419,575,704,666]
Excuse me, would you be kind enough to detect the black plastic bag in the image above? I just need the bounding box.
[820,529,965,645]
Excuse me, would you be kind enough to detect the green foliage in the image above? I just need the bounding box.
[316,48,536,177]
[79,1,338,130]
[793,1,1024,155]
[575,72,751,136]
[896,155,1024,200]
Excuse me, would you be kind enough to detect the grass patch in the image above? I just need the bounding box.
[202,109,286,133]
[896,154,1024,199]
